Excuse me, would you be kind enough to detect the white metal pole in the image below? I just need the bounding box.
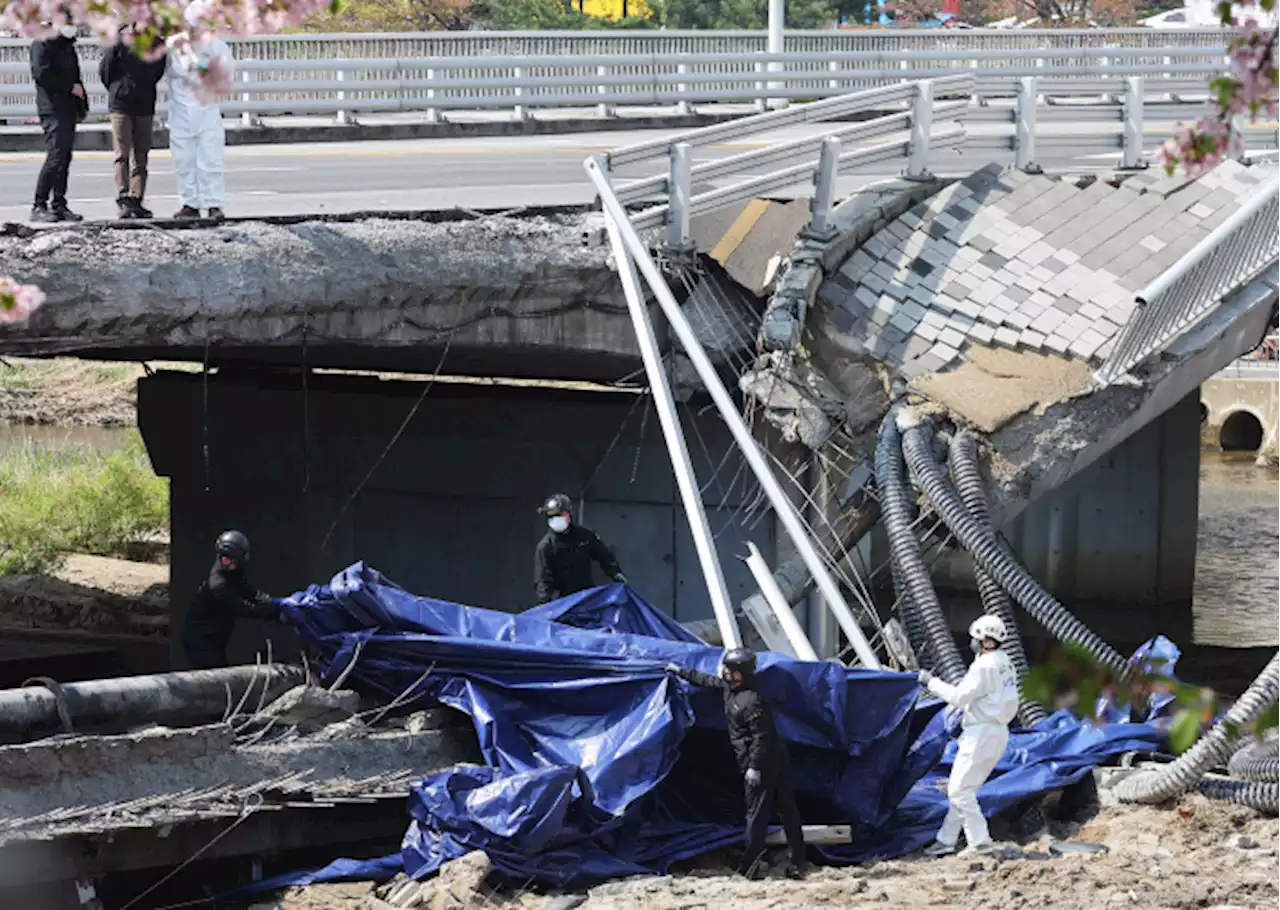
[767,0,786,108]
[584,157,882,669]
[600,204,742,650]
[745,542,819,661]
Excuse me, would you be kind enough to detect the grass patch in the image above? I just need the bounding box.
[0,431,168,575]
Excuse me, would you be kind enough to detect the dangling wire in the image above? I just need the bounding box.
[201,328,210,494]
[301,310,311,494]
[629,393,652,485]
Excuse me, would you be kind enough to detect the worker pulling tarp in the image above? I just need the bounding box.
[258,563,1164,892]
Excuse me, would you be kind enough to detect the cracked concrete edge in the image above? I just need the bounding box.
[756,179,949,355]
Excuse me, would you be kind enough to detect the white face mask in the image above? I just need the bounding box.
[58,25,78,39]
[548,516,570,534]
[970,638,983,655]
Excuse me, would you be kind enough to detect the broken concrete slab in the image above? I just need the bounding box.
[262,685,360,730]
[908,345,1095,434]
[0,212,633,381]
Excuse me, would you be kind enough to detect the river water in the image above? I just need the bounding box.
[1193,451,1280,648]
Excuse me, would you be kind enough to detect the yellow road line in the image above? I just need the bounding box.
[709,199,772,265]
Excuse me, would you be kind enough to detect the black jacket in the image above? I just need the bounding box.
[98,36,166,116]
[181,561,279,659]
[534,523,622,603]
[30,36,83,117]
[673,668,784,775]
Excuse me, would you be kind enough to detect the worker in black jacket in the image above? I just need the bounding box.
[668,648,807,880]
[99,26,166,219]
[180,530,285,670]
[29,20,87,223]
[534,492,626,604]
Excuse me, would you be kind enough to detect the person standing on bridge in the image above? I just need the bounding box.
[99,25,167,220]
[28,13,87,224]
[165,1,234,220]
[534,493,627,604]
[181,530,287,670]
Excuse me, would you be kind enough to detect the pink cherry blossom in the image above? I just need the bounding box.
[0,278,46,325]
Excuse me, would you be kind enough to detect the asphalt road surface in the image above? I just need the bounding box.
[0,121,1274,223]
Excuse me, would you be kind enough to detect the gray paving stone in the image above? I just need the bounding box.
[891,310,921,334]
[1068,193,1168,259]
[928,341,961,365]
[1077,301,1105,321]
[1050,248,1080,266]
[1044,333,1072,355]
[912,351,948,375]
[953,296,985,319]
[909,284,934,306]
[994,326,1022,348]
[1014,271,1046,293]
[1003,285,1030,304]
[1007,180,1082,227]
[883,323,907,345]
[1055,296,1081,314]
[1004,308,1034,330]
[1070,328,1109,360]
[885,280,911,301]
[1057,313,1092,343]
[938,326,967,349]
[915,320,943,342]
[1031,308,1068,333]
[921,308,948,328]
[828,306,856,334]
[970,234,997,253]
[902,300,928,322]
[869,306,892,328]
[968,321,997,344]
[1004,258,1031,277]
[967,283,1001,306]
[817,283,847,310]
[1139,235,1167,253]
[863,234,892,257]
[1020,328,1047,350]
[932,293,960,314]
[864,272,888,294]
[840,249,877,282]
[1040,182,1132,251]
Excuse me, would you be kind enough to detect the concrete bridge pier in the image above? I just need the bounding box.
[137,367,774,669]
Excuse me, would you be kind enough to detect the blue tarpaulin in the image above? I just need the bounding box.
[254,564,1167,892]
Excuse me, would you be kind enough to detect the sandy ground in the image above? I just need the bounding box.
[0,554,168,636]
[264,795,1279,910]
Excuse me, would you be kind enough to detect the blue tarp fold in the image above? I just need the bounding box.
[254,564,1167,892]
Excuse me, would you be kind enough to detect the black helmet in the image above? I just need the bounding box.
[215,530,250,563]
[722,648,757,676]
[538,493,573,517]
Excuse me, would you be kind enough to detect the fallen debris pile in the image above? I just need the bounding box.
[257,793,1279,910]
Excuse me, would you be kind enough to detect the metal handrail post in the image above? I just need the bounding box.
[667,142,694,252]
[584,156,883,669]
[907,79,934,179]
[1015,76,1038,172]
[806,136,841,239]
[1121,76,1144,169]
[599,202,742,650]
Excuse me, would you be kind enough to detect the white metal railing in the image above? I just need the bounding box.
[0,43,1232,123]
[604,76,973,245]
[1095,175,1280,386]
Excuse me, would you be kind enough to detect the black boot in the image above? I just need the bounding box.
[173,205,200,220]
[52,204,83,222]
[30,204,56,224]
[206,207,225,221]
[117,197,138,219]
[131,197,154,219]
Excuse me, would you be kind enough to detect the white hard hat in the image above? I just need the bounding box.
[969,615,1008,644]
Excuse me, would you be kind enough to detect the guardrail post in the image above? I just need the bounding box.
[807,136,841,239]
[907,79,933,180]
[514,65,527,122]
[667,141,694,252]
[239,70,256,128]
[1121,76,1145,169]
[335,70,352,125]
[754,59,767,114]
[426,67,439,123]
[597,65,614,118]
[1015,76,1040,173]
[677,63,691,116]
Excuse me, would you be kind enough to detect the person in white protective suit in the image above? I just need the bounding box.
[165,2,234,219]
[916,614,1020,857]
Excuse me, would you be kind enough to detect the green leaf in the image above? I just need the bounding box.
[1021,666,1057,711]
[1169,710,1202,755]
[1254,703,1279,737]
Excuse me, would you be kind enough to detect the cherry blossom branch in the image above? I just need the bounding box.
[1157,12,1278,176]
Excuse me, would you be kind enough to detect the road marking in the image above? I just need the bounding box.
[709,199,771,265]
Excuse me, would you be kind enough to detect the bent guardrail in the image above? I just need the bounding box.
[1095,175,1280,386]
